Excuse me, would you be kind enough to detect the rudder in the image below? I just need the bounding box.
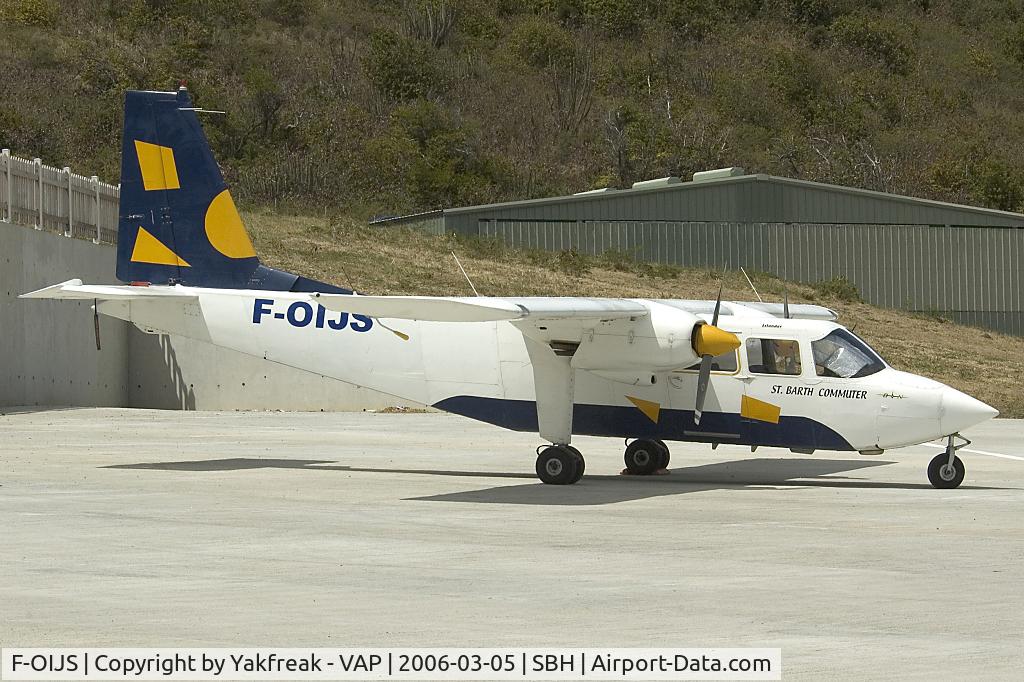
[116,87,348,293]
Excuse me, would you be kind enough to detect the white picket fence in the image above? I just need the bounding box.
[0,149,120,244]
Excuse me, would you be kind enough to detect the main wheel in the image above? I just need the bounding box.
[536,445,580,485]
[565,445,585,483]
[928,453,965,489]
[624,439,662,475]
[653,440,670,470]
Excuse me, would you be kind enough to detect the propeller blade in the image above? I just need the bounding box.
[93,299,101,351]
[693,354,714,425]
[711,281,724,327]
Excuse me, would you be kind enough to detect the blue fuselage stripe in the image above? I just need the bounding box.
[432,396,854,451]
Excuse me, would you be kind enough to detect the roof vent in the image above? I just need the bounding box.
[692,167,745,182]
[631,176,682,190]
[574,187,617,195]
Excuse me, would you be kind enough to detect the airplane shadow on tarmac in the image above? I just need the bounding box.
[103,457,1004,505]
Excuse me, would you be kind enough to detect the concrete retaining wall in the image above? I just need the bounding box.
[0,221,128,407]
[2,220,417,411]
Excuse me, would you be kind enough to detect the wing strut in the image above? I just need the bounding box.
[523,335,575,445]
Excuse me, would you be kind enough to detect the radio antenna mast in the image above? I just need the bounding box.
[739,267,762,302]
[452,251,481,297]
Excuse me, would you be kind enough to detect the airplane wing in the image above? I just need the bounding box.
[656,299,838,321]
[313,294,649,323]
[20,279,198,301]
[739,301,838,321]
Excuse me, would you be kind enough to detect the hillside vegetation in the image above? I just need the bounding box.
[6,1,1024,217]
[245,209,1024,418]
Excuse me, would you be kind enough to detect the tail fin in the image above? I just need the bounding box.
[116,87,348,293]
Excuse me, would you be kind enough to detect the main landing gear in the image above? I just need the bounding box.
[623,439,670,475]
[536,444,585,485]
[927,434,968,489]
[534,439,672,484]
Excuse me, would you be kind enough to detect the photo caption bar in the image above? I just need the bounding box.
[1,648,780,680]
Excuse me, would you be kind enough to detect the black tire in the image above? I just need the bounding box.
[624,439,661,475]
[928,453,965,489]
[536,445,579,485]
[653,440,671,469]
[566,445,585,483]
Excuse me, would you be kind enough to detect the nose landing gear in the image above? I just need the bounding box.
[928,434,968,489]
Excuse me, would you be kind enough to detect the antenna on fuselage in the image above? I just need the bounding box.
[451,251,481,297]
[783,288,791,319]
[739,267,762,303]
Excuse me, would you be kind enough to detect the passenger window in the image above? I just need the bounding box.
[680,350,738,373]
[746,338,802,376]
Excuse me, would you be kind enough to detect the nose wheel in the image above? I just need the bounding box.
[536,444,585,485]
[928,434,968,489]
[623,439,670,475]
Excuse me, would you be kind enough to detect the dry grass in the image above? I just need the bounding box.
[246,208,1024,418]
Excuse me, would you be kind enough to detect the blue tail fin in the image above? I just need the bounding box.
[116,87,349,293]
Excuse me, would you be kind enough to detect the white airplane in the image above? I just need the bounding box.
[23,88,999,489]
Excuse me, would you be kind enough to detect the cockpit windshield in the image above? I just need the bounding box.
[811,329,886,378]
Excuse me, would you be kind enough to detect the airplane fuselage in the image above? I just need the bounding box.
[96,287,993,455]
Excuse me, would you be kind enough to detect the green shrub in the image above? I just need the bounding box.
[719,0,763,19]
[831,14,914,74]
[392,100,508,207]
[781,0,843,26]
[813,276,862,302]
[1,0,57,27]
[509,16,574,69]
[526,0,585,26]
[264,0,316,26]
[598,248,636,272]
[665,0,721,42]
[582,0,643,36]
[1004,21,1024,63]
[366,30,441,100]
[460,1,501,43]
[453,234,510,260]
[596,249,680,278]
[554,249,591,276]
[970,159,1024,212]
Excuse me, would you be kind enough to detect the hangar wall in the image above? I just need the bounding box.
[478,219,1024,334]
[381,173,1024,336]
[1,220,417,411]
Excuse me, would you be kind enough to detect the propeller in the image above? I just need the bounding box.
[93,298,101,351]
[692,282,741,425]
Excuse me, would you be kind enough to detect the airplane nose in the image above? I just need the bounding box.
[940,388,999,434]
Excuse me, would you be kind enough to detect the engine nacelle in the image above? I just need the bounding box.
[587,371,659,386]
[570,302,705,372]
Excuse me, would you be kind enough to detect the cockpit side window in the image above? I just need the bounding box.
[812,328,886,378]
[746,338,802,376]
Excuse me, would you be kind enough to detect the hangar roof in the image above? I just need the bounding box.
[375,172,1024,232]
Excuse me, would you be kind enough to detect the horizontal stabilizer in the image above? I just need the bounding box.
[20,280,198,301]
[313,294,649,323]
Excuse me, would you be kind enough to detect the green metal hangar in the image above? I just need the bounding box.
[374,168,1024,335]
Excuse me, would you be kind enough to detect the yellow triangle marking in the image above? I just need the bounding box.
[627,395,661,423]
[741,395,781,424]
[131,227,190,267]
